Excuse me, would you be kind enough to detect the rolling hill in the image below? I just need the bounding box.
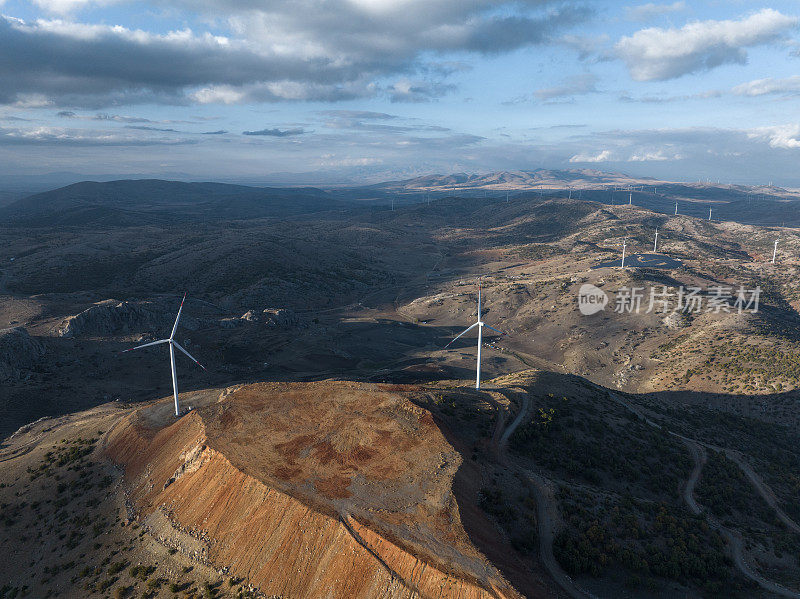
[0,179,351,226]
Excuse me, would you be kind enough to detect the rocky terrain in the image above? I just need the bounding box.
[1,173,799,597]
[105,381,520,599]
[0,326,44,381]
[2,370,799,598]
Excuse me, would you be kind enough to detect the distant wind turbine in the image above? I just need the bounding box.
[674,201,678,215]
[444,284,506,390]
[773,239,779,264]
[708,207,712,221]
[629,192,632,205]
[122,294,206,417]
[621,237,628,268]
[654,228,659,253]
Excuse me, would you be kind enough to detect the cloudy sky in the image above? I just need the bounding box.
[2,0,800,184]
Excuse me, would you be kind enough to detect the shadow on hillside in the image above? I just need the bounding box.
[421,369,800,599]
[0,316,512,439]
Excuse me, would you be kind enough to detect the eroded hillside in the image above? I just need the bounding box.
[103,381,522,599]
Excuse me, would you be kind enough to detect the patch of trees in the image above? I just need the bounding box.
[509,394,691,497]
[670,405,800,524]
[553,488,753,597]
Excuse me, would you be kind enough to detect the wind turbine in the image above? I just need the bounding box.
[122,294,206,417]
[674,201,678,215]
[444,284,506,390]
[773,239,779,264]
[653,228,659,253]
[708,207,712,221]
[629,192,632,205]
[621,237,628,268]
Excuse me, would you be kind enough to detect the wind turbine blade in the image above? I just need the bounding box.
[170,293,187,340]
[172,341,206,371]
[483,324,507,336]
[444,322,478,348]
[121,339,168,353]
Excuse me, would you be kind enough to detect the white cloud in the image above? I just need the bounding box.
[628,149,682,161]
[733,76,800,97]
[12,93,52,108]
[192,86,246,105]
[569,149,612,162]
[0,2,592,107]
[624,2,685,23]
[0,125,195,146]
[615,9,799,81]
[747,124,800,149]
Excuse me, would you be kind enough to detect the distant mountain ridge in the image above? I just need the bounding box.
[373,169,659,191]
[3,170,799,228]
[0,179,347,226]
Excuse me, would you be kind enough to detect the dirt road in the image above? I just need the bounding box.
[601,387,800,598]
[679,437,800,599]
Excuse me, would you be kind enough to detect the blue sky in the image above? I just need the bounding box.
[1,1,800,185]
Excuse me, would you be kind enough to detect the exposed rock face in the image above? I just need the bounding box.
[0,327,44,381]
[106,382,520,599]
[234,307,305,328]
[57,299,199,338]
[663,311,691,329]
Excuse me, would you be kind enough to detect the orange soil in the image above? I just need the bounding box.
[105,381,522,599]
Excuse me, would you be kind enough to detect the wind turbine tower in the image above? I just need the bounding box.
[773,239,779,264]
[444,284,506,390]
[621,237,627,269]
[629,192,632,205]
[654,228,659,253]
[708,207,712,221]
[674,201,678,215]
[122,294,206,417]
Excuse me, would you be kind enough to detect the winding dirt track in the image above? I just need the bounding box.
[524,470,597,599]
[490,385,596,599]
[720,449,800,535]
[679,438,800,599]
[499,392,529,448]
[600,388,800,598]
